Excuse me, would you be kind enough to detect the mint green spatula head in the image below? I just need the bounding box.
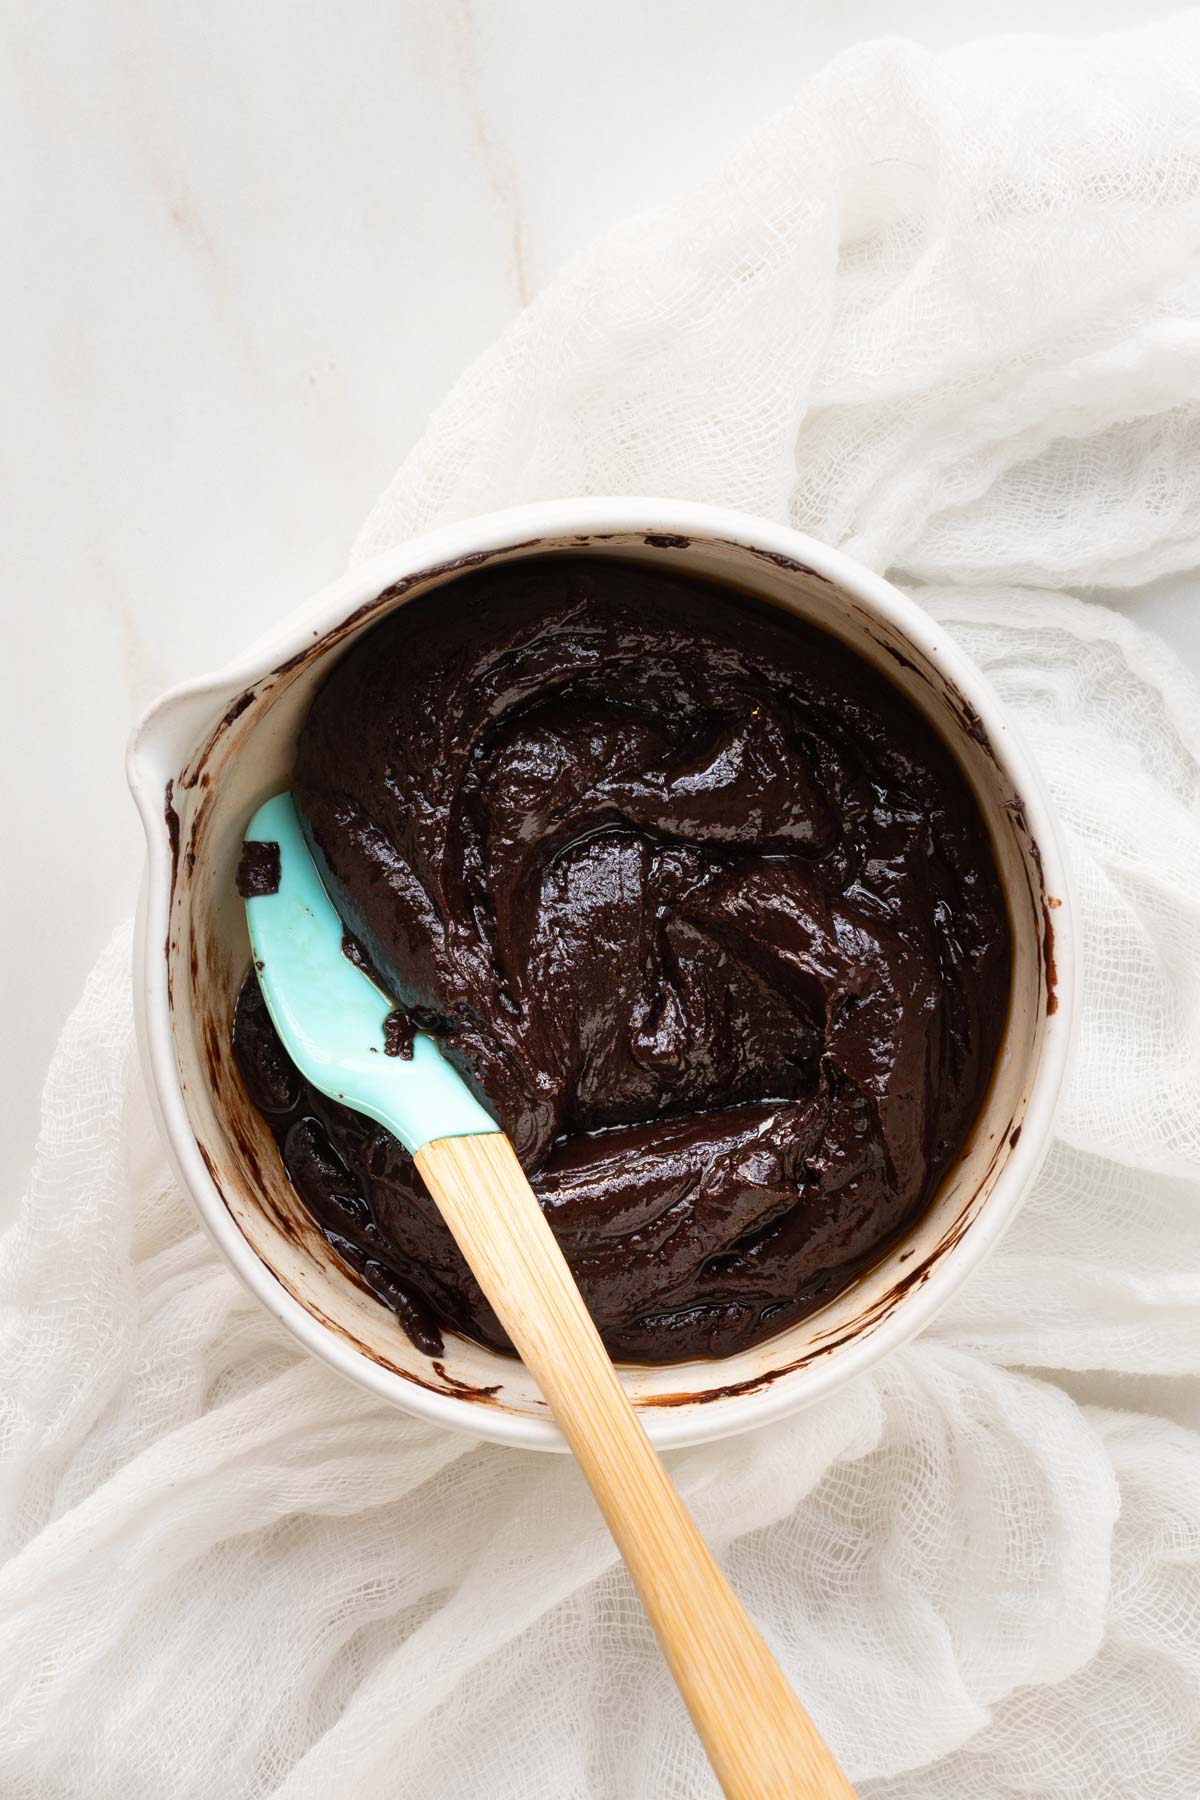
[243,793,499,1156]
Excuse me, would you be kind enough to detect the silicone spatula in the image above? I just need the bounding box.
[243,791,856,1800]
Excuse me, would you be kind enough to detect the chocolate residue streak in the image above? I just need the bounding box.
[164,780,180,882]
[1043,904,1059,1015]
[233,555,1011,1367]
[962,705,988,747]
[1010,1125,1023,1148]
[643,1368,794,1407]
[934,1197,978,1261]
[163,784,181,989]
[643,533,692,549]
[200,1013,224,1089]
[431,1360,502,1401]
[210,1024,306,1252]
[882,644,920,676]
[222,690,255,728]
[746,546,830,582]
[183,686,270,790]
[183,778,220,881]
[280,1297,522,1409]
[236,840,281,898]
[272,645,317,679]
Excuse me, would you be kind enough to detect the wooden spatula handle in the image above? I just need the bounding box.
[414,1132,856,1800]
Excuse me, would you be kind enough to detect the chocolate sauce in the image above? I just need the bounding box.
[232,557,1010,1362]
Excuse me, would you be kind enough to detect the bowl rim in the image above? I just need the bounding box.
[128,496,1076,1452]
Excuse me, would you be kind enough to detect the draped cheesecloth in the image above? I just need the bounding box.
[5,18,1200,1796]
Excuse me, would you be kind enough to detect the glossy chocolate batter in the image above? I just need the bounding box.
[232,556,1010,1363]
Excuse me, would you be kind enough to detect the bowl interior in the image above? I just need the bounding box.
[153,525,1058,1445]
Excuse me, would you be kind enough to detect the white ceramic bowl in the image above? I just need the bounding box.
[128,499,1074,1452]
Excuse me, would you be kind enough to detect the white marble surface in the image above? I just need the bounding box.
[4,0,1196,1213]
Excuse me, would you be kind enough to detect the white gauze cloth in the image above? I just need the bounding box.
[5,18,1200,1798]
